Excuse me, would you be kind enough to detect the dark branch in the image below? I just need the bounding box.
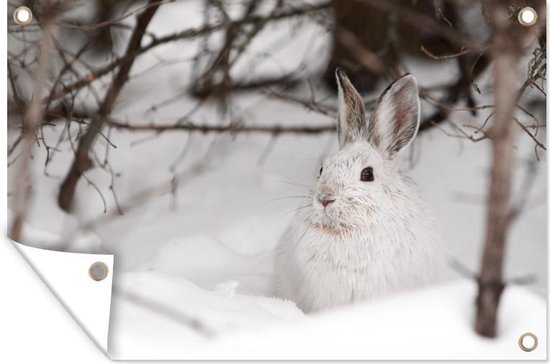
[57,1,161,212]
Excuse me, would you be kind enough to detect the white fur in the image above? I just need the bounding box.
[274,73,440,313]
[369,74,420,159]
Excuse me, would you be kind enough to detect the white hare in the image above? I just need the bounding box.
[275,69,440,313]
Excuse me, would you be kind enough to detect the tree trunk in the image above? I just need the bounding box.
[474,0,523,338]
[9,17,54,241]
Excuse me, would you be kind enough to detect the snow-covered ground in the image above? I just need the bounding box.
[8,0,547,359]
[108,276,546,360]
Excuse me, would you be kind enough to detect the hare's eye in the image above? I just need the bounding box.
[319,167,323,177]
[360,167,374,182]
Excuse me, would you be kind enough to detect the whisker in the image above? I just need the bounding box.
[277,177,311,186]
[259,195,313,205]
[277,204,313,220]
[290,220,313,255]
[275,178,314,192]
[295,139,327,161]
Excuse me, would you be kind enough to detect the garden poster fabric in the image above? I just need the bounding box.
[6,0,547,360]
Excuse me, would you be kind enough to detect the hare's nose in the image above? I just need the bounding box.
[320,198,335,207]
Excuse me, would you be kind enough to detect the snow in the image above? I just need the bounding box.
[140,234,275,295]
[107,277,546,360]
[7,0,547,359]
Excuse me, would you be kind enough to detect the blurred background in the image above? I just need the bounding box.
[7,0,547,343]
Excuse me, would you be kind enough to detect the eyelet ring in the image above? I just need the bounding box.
[517,7,538,27]
[13,6,33,26]
[518,332,538,352]
[89,262,109,282]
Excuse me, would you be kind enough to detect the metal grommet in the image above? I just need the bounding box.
[518,332,538,352]
[89,262,109,282]
[518,7,538,27]
[13,6,33,26]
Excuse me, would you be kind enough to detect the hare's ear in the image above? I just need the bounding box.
[367,74,420,159]
[335,68,366,148]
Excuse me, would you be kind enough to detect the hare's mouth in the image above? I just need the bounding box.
[319,214,336,226]
[313,211,352,233]
[313,218,354,235]
[311,199,358,232]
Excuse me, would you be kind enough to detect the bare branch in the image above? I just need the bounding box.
[48,2,331,102]
[106,117,336,135]
[9,14,55,241]
[57,1,162,212]
[420,45,477,60]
